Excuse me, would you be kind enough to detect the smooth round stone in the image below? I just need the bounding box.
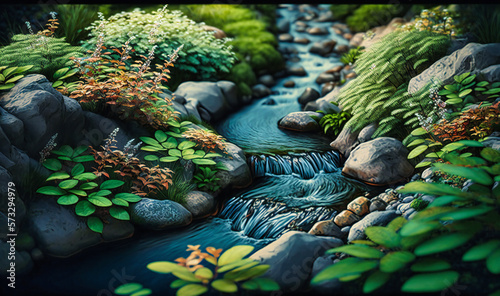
[403,208,416,220]
[283,80,296,88]
[421,167,434,179]
[402,196,415,203]
[421,195,436,204]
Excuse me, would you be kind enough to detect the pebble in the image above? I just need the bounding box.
[403,208,416,220]
[421,168,434,179]
[402,196,415,203]
[369,198,387,212]
[421,195,436,204]
[341,226,351,236]
[283,80,296,88]
[411,174,420,182]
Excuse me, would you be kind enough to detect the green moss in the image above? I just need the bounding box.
[346,5,406,32]
[237,82,252,97]
[227,61,257,86]
[330,4,360,21]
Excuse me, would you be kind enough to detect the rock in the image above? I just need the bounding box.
[101,220,134,242]
[342,137,414,185]
[251,84,272,99]
[250,231,343,293]
[334,210,360,227]
[343,33,353,40]
[330,126,360,158]
[294,37,310,44]
[316,10,334,22]
[216,81,239,109]
[409,43,500,95]
[320,82,337,97]
[480,64,500,82]
[284,80,296,88]
[335,44,350,54]
[341,226,351,236]
[259,75,276,87]
[262,98,277,105]
[311,255,342,294]
[482,137,500,151]
[348,210,399,242]
[298,88,320,105]
[314,86,343,113]
[31,248,44,261]
[309,40,337,56]
[172,100,188,118]
[349,32,365,47]
[369,198,388,212]
[398,203,411,213]
[28,198,101,257]
[278,111,321,132]
[0,106,24,147]
[332,23,349,33]
[184,191,215,218]
[131,198,192,230]
[402,196,415,203]
[347,196,370,216]
[421,195,436,204]
[295,21,308,28]
[307,27,329,35]
[175,81,232,122]
[403,208,416,220]
[308,220,343,237]
[215,143,252,189]
[184,98,202,122]
[277,19,290,33]
[345,72,357,79]
[287,66,307,76]
[327,65,344,74]
[316,72,339,84]
[278,33,294,42]
[357,122,378,143]
[379,190,399,204]
[201,25,226,39]
[333,27,343,35]
[421,167,434,180]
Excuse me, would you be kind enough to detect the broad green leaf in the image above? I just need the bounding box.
[140,136,160,146]
[477,81,489,87]
[74,172,98,181]
[326,245,383,259]
[160,156,180,162]
[52,80,63,88]
[408,145,428,159]
[155,130,168,142]
[109,207,130,220]
[42,158,62,171]
[386,216,407,232]
[178,141,197,150]
[400,220,442,237]
[144,155,159,162]
[73,155,95,162]
[72,146,88,157]
[487,249,500,274]
[351,240,377,246]
[311,258,378,284]
[71,163,85,177]
[147,261,187,274]
[131,288,151,296]
[75,200,95,217]
[365,226,400,248]
[398,181,464,196]
[380,251,415,273]
[112,198,129,207]
[176,284,207,296]
[481,147,500,163]
[0,83,15,90]
[456,140,484,147]
[115,193,141,202]
[95,190,112,196]
[415,161,432,168]
[401,271,459,293]
[100,180,124,189]
[483,88,500,95]
[53,68,70,80]
[182,149,195,156]
[3,66,18,78]
[36,186,66,196]
[169,149,182,158]
[363,271,390,293]
[167,120,180,128]
[433,163,493,185]
[162,137,178,149]
[57,194,79,205]
[141,146,163,152]
[52,145,73,157]
[211,279,237,293]
[172,270,203,282]
[88,196,112,207]
[194,267,213,279]
[204,153,223,158]
[217,258,257,273]
[411,127,428,136]
[46,172,70,181]
[407,139,426,147]
[170,279,189,289]
[194,150,206,157]
[114,283,143,295]
[68,189,87,196]
[192,158,217,166]
[458,88,472,97]
[241,278,279,291]
[414,232,475,256]
[462,240,500,261]
[411,258,451,272]
[224,265,270,282]
[428,195,464,207]
[58,179,79,190]
[219,245,254,266]
[183,154,203,160]
[87,217,103,233]
[14,65,33,73]
[442,142,465,152]
[439,206,492,221]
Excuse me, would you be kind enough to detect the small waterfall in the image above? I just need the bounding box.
[249,150,341,179]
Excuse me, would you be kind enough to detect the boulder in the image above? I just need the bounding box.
[250,231,343,293]
[312,86,343,113]
[184,98,202,122]
[369,198,388,212]
[330,126,360,158]
[349,32,364,47]
[172,101,189,118]
[216,81,239,109]
[259,75,276,87]
[0,106,23,147]
[358,122,378,143]
[316,72,339,84]
[408,43,500,95]
[348,210,399,242]
[201,25,226,39]
[482,137,500,151]
[311,255,342,294]
[327,65,344,74]
[101,220,134,242]
[347,196,370,216]
[342,137,414,185]
[480,64,500,83]
[294,37,311,44]
[278,112,321,132]
[343,33,353,40]
[251,84,272,99]
[287,66,307,76]
[335,44,350,54]
[298,88,320,105]
[284,80,296,88]
[215,143,252,189]
[308,220,343,237]
[309,40,337,56]
[183,191,215,218]
[277,19,290,33]
[131,198,192,230]
[333,210,360,227]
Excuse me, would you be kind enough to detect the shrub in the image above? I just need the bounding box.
[400,6,458,37]
[318,108,351,136]
[458,4,500,44]
[178,5,255,29]
[330,4,360,21]
[228,61,257,87]
[56,4,99,45]
[83,6,236,86]
[152,162,194,204]
[340,46,365,66]
[337,30,450,139]
[346,5,406,32]
[0,65,33,91]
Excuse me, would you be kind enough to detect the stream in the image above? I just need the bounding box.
[17,4,367,296]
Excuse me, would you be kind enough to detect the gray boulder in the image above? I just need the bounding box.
[216,80,239,108]
[184,191,215,218]
[342,137,414,185]
[287,66,308,77]
[358,122,378,143]
[131,198,192,230]
[215,143,252,189]
[0,107,23,148]
[480,64,500,83]
[278,111,321,132]
[184,98,202,122]
[409,43,500,94]
[251,84,272,99]
[309,40,337,56]
[330,126,360,158]
[298,87,320,105]
[250,231,343,293]
[348,210,399,242]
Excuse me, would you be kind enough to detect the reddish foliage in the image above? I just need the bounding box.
[183,128,229,155]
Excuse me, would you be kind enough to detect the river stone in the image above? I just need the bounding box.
[347,196,370,216]
[278,111,320,132]
[0,106,23,148]
[278,33,294,42]
[308,220,343,237]
[250,231,343,293]
[316,10,334,22]
[294,37,310,44]
[349,32,364,47]
[216,80,239,109]
[101,220,134,242]
[313,86,343,113]
[343,33,353,40]
[480,64,500,82]
[287,66,307,76]
[277,19,290,33]
[262,98,277,105]
[201,25,226,39]
[342,137,414,185]
[358,122,378,143]
[251,84,272,98]
[482,137,500,151]
[335,44,350,54]
[316,72,339,84]
[348,210,399,242]
[298,87,320,105]
[333,210,360,227]
[284,80,296,88]
[330,126,360,158]
[28,198,101,258]
[369,198,388,212]
[131,198,192,230]
[215,143,252,189]
[311,254,342,294]
[259,75,276,87]
[307,26,329,35]
[184,191,215,218]
[408,43,500,95]
[309,40,337,56]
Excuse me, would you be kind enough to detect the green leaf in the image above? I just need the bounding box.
[407,139,426,147]
[68,189,87,196]
[194,267,213,279]
[487,249,500,274]
[115,193,141,202]
[73,155,95,162]
[477,81,489,87]
[14,65,33,73]
[442,142,465,152]
[46,172,70,181]
[178,141,197,150]
[160,156,180,162]
[183,154,203,160]
[141,146,163,152]
[162,137,178,149]
[439,206,492,221]
[398,181,464,196]
[57,194,79,205]
[172,270,203,282]
[3,67,18,78]
[114,283,143,295]
[192,158,217,166]
[95,190,112,196]
[428,195,464,207]
[53,68,70,80]
[144,155,159,162]
[71,163,85,177]
[401,271,459,293]
[224,265,270,282]
[0,83,15,90]
[100,180,124,189]
[140,137,160,146]
[445,98,463,105]
[73,172,98,181]
[52,80,63,88]
[415,161,432,168]
[52,145,73,157]
[458,88,472,97]
[462,240,500,261]
[241,278,280,291]
[170,279,189,289]
[155,130,168,142]
[36,186,66,196]
[461,75,476,85]
[363,271,390,293]
[204,153,223,158]
[365,226,400,248]
[169,149,182,158]
[71,146,88,157]
[177,284,207,296]
[311,258,378,285]
[414,232,475,256]
[88,196,112,207]
[483,88,500,95]
[217,258,257,273]
[59,179,79,190]
[42,158,62,171]
[87,217,103,233]
[130,288,152,296]
[481,147,500,163]
[411,127,428,136]
[112,198,129,207]
[457,140,484,147]
[380,251,415,273]
[147,261,188,274]
[408,145,428,159]
[219,245,254,266]
[387,217,407,232]
[182,149,195,156]
[411,258,451,272]
[211,279,238,293]
[433,163,493,186]
[400,220,442,237]
[326,245,384,259]
[110,207,130,220]
[75,200,95,217]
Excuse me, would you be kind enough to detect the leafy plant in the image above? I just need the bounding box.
[400,6,458,37]
[312,142,500,294]
[317,108,351,136]
[410,198,429,211]
[340,46,364,66]
[183,128,229,155]
[0,65,33,91]
[193,165,227,193]
[153,162,195,204]
[329,4,360,22]
[51,66,80,95]
[346,5,406,32]
[114,244,279,296]
[56,4,99,45]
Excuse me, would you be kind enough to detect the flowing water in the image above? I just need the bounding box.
[18,5,368,296]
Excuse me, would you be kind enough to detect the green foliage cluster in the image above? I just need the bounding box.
[337,30,450,139]
[115,245,279,296]
[312,142,500,294]
[193,164,228,193]
[410,198,429,211]
[84,7,235,87]
[56,4,99,46]
[458,4,500,44]
[329,5,360,22]
[346,5,406,32]
[153,163,195,205]
[400,6,458,37]
[317,107,351,136]
[0,34,84,80]
[340,46,364,66]
[0,65,33,91]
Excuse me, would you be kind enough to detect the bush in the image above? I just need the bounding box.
[56,4,99,45]
[330,4,360,21]
[458,4,500,44]
[83,7,236,87]
[346,5,406,32]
